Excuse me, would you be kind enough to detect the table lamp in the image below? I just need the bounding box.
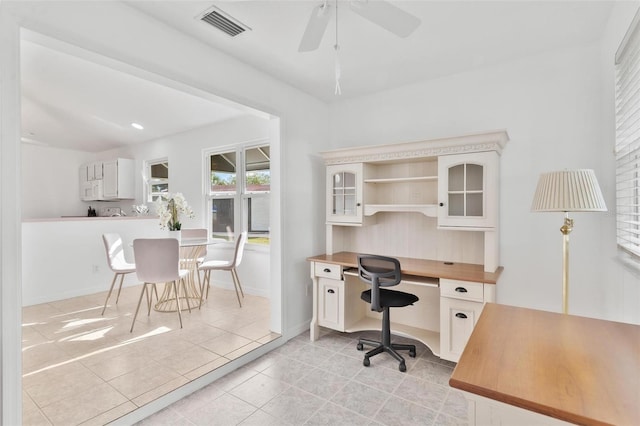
[531,169,607,314]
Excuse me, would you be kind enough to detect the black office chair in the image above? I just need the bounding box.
[356,254,419,372]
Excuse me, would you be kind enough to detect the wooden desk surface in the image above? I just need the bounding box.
[307,251,502,284]
[450,303,640,426]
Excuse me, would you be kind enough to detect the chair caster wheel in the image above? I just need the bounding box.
[357,343,364,351]
[363,357,370,367]
[399,361,406,372]
[409,349,416,358]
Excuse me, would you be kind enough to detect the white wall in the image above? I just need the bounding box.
[21,144,93,218]
[329,36,638,322]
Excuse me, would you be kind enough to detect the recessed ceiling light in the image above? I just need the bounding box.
[131,122,144,130]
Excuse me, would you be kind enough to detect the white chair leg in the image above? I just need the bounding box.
[182,278,192,313]
[115,273,126,304]
[230,270,242,307]
[198,270,208,309]
[130,283,147,332]
[101,273,119,316]
[232,268,244,298]
[146,284,154,316]
[173,280,183,328]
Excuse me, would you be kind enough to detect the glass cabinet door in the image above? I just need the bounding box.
[332,171,356,215]
[438,152,497,229]
[326,163,363,224]
[447,163,484,218]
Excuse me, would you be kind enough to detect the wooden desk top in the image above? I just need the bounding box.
[307,251,502,284]
[450,303,640,426]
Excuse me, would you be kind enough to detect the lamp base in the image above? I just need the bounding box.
[560,214,573,315]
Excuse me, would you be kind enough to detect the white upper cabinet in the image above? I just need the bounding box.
[437,151,498,229]
[326,163,365,225]
[102,158,135,200]
[79,158,135,201]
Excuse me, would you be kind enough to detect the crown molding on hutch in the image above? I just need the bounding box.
[320,129,509,165]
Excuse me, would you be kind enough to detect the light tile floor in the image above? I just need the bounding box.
[22,283,277,426]
[139,330,469,426]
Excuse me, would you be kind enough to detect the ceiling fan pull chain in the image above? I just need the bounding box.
[334,46,342,95]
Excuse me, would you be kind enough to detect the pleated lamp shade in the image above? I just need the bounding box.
[531,169,607,212]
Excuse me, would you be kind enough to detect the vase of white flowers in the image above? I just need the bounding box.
[156,192,194,232]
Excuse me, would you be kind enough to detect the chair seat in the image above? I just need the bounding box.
[361,288,419,308]
[112,263,136,274]
[180,257,205,264]
[199,259,233,270]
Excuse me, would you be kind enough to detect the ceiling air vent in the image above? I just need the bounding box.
[198,6,250,37]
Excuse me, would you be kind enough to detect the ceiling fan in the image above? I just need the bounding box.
[298,0,421,53]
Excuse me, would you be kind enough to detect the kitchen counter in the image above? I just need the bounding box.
[22,217,165,305]
[23,216,157,222]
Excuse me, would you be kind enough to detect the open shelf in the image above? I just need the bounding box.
[364,176,437,184]
[364,204,438,217]
[346,317,440,357]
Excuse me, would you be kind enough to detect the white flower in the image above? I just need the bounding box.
[156,192,195,230]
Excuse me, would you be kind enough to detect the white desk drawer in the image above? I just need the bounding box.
[441,279,484,302]
[314,262,342,280]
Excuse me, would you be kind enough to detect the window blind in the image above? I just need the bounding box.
[615,9,640,257]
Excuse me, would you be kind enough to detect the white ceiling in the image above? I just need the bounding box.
[126,0,615,101]
[20,1,616,152]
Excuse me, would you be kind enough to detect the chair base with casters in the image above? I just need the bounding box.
[356,254,420,372]
[356,297,418,372]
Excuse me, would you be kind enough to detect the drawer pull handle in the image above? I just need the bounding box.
[323,268,331,273]
[455,313,468,319]
[327,289,335,294]
[455,287,468,293]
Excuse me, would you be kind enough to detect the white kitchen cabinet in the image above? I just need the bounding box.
[102,158,135,200]
[318,277,345,331]
[439,278,495,362]
[79,158,134,201]
[326,163,367,225]
[437,151,498,229]
[83,162,103,181]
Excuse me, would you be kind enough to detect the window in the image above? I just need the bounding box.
[146,158,169,202]
[615,10,640,258]
[207,143,270,245]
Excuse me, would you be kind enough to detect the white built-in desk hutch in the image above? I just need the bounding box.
[307,130,509,362]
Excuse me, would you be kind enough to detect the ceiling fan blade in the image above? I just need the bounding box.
[298,3,332,52]
[349,0,420,38]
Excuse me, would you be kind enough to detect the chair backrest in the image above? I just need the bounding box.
[133,238,180,283]
[180,228,208,239]
[232,231,248,267]
[358,254,402,312]
[103,233,128,270]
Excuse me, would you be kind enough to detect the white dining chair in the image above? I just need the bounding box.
[130,238,191,332]
[180,228,208,240]
[101,233,136,315]
[198,231,247,308]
